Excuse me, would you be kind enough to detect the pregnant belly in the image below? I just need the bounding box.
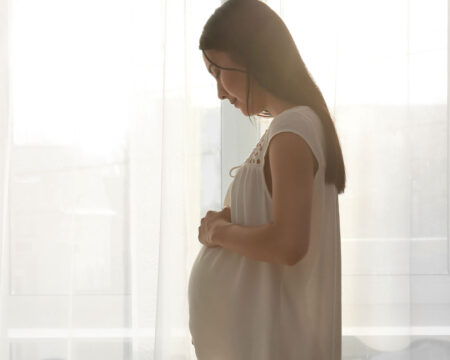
[188,246,242,355]
[188,246,285,358]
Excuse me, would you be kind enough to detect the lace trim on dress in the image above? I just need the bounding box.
[228,128,270,178]
[244,129,269,165]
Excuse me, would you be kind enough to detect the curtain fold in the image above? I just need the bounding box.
[0,0,11,358]
[0,0,448,358]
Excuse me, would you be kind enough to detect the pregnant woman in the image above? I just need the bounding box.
[188,0,346,359]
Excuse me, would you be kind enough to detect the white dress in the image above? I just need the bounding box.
[188,105,342,360]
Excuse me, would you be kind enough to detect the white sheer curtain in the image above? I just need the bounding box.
[0,0,221,358]
[0,0,447,359]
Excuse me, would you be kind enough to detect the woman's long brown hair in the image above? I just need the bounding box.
[199,0,346,194]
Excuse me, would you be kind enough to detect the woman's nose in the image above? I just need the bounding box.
[217,82,227,100]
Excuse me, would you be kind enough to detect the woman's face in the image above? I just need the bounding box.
[202,49,266,116]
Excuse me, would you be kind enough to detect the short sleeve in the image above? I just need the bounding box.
[262,106,325,176]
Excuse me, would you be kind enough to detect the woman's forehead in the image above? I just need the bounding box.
[203,50,232,67]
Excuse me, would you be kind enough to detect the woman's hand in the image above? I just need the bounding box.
[198,206,231,248]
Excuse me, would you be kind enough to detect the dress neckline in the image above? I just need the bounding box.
[272,105,309,119]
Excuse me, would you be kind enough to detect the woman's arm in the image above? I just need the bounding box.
[213,221,295,266]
